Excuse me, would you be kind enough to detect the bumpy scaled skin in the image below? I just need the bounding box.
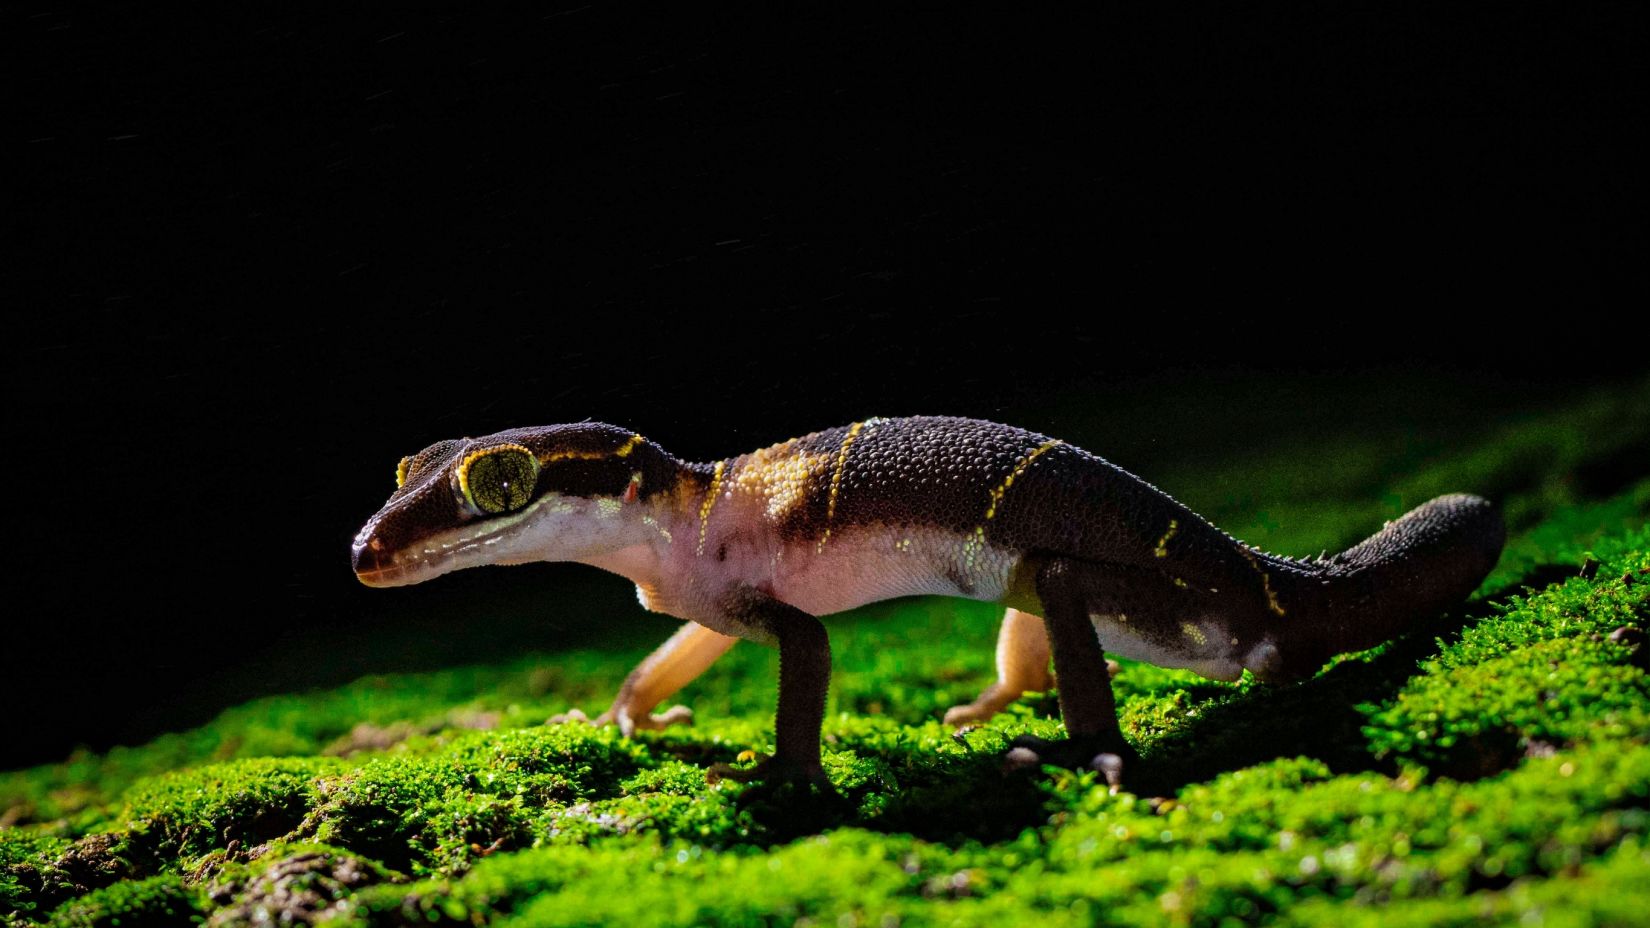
[353,417,1506,789]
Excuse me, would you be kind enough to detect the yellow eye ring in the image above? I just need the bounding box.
[395,456,412,488]
[454,444,540,515]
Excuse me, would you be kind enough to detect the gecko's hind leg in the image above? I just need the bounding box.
[551,621,737,736]
[944,607,1050,726]
[1006,558,1139,786]
[945,607,1119,726]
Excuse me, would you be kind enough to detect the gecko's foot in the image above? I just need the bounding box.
[943,694,1015,727]
[707,753,840,804]
[942,662,1120,728]
[1004,734,1139,791]
[603,704,695,736]
[547,704,695,737]
[547,707,595,726]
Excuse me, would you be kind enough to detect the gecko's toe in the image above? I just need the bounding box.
[942,701,996,727]
[1091,752,1127,791]
[942,682,1023,727]
[1004,733,1139,790]
[548,704,696,736]
[611,704,696,736]
[638,704,695,730]
[707,754,839,805]
[705,751,770,784]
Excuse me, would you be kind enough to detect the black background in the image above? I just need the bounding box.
[6,2,1645,769]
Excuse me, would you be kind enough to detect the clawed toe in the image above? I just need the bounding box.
[614,704,695,736]
[707,753,839,804]
[546,704,696,736]
[942,701,997,727]
[646,704,695,729]
[1004,734,1136,791]
[706,751,770,784]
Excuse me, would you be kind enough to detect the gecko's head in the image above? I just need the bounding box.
[351,423,680,587]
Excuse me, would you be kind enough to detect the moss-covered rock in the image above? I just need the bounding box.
[202,843,393,927]
[119,757,341,865]
[44,874,202,927]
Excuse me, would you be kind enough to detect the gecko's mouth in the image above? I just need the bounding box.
[353,562,418,588]
[351,533,501,588]
[351,495,558,587]
[351,537,434,587]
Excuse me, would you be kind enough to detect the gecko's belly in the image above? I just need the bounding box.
[1089,612,1249,682]
[770,525,1021,616]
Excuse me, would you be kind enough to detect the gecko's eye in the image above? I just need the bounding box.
[395,456,412,488]
[455,444,540,516]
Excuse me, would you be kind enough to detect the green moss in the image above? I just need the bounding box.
[119,757,340,863]
[1362,536,1649,773]
[321,742,1650,927]
[0,832,72,919]
[198,842,395,926]
[294,726,660,875]
[4,377,1648,925]
[1482,479,1650,596]
[1281,839,1650,927]
[43,874,202,927]
[1366,635,1649,770]
[1436,524,1649,671]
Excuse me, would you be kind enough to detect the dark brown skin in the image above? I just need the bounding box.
[1011,557,1138,771]
[354,417,1507,791]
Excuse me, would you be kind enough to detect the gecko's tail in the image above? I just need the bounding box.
[1265,493,1505,680]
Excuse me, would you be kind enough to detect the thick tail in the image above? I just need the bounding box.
[1266,494,1506,679]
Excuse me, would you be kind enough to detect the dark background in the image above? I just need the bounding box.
[5,2,1645,769]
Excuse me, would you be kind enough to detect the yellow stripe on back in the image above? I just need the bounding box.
[985,439,1062,521]
[697,460,726,556]
[818,420,870,551]
[1241,546,1288,617]
[539,433,645,466]
[1154,519,1179,557]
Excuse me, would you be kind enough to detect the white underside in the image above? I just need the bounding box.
[369,491,1268,683]
[1089,613,1248,681]
[769,525,1021,616]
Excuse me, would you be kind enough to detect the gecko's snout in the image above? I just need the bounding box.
[351,530,397,585]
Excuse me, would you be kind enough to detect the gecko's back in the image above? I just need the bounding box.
[722,416,1503,681]
[730,417,1268,594]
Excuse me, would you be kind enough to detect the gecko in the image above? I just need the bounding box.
[351,416,1505,789]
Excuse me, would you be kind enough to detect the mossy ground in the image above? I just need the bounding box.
[4,379,1648,927]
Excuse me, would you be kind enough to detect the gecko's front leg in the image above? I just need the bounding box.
[704,587,835,793]
[552,621,737,735]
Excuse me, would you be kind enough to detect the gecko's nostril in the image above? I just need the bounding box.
[352,535,390,576]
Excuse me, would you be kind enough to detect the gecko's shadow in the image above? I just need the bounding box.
[1122,563,1587,796]
[764,561,1588,846]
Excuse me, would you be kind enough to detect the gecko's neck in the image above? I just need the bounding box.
[576,460,719,589]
